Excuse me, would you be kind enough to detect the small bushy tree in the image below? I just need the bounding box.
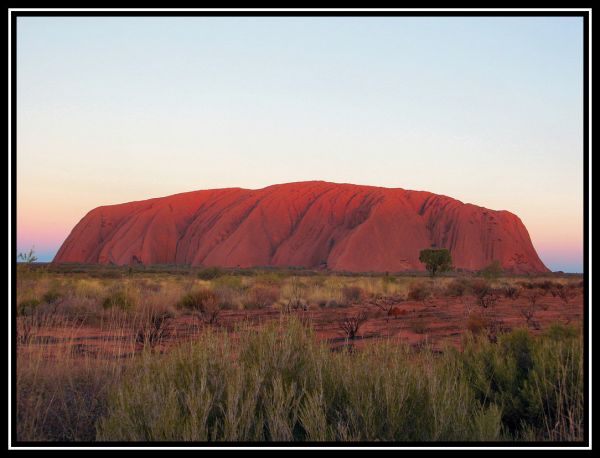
[479,260,503,280]
[419,248,452,277]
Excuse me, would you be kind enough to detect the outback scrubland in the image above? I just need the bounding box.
[14,264,585,443]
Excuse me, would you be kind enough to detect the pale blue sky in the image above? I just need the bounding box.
[17,16,584,271]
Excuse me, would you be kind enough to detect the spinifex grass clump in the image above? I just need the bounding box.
[407,282,433,304]
[102,290,135,310]
[444,277,472,297]
[17,298,40,316]
[212,276,246,309]
[341,285,366,304]
[243,284,280,309]
[177,288,222,325]
[177,288,218,312]
[42,289,63,304]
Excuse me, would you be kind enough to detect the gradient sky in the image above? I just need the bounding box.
[16,16,584,272]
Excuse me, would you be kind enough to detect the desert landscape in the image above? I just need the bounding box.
[16,261,584,442]
[12,10,588,449]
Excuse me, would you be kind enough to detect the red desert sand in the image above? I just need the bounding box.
[54,181,549,274]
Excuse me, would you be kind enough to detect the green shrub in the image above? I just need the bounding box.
[254,272,286,286]
[284,276,307,311]
[102,291,134,310]
[544,323,579,341]
[17,298,40,316]
[197,267,225,280]
[461,328,583,440]
[211,277,245,309]
[92,270,123,279]
[419,248,453,277]
[479,260,503,280]
[42,290,63,304]
[176,288,219,313]
[213,275,245,290]
[445,278,471,297]
[382,273,397,284]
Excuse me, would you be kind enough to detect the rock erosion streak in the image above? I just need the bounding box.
[53,181,549,273]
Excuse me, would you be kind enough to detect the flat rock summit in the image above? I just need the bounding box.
[53,181,549,273]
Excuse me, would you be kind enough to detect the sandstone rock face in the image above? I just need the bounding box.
[53,181,549,273]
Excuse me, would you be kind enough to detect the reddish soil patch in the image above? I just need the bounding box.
[18,292,583,360]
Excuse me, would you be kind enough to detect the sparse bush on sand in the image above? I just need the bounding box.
[177,288,218,313]
[283,276,308,311]
[551,283,580,306]
[516,289,550,330]
[338,310,369,339]
[243,284,280,310]
[102,290,135,310]
[407,282,433,303]
[471,280,500,309]
[14,268,585,443]
[444,278,471,297]
[135,308,174,350]
[17,298,41,316]
[502,284,521,300]
[42,289,63,304]
[177,288,221,325]
[479,260,503,280]
[341,285,366,304]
